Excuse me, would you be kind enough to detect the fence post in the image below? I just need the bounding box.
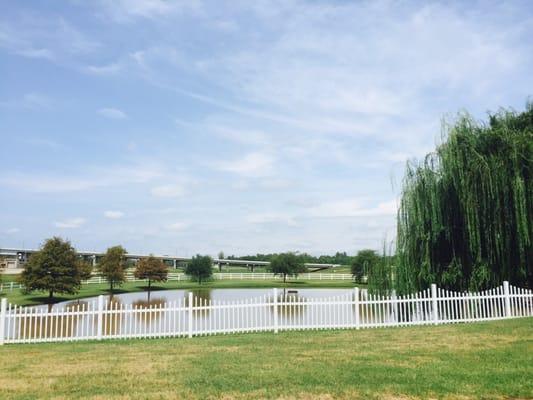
[273,288,278,333]
[503,281,511,318]
[391,289,398,325]
[188,292,193,338]
[431,284,439,325]
[97,295,104,340]
[0,298,7,345]
[10,282,14,291]
[354,287,360,330]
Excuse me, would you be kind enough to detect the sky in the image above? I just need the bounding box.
[0,0,532,257]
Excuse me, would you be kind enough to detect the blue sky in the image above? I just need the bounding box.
[0,0,532,256]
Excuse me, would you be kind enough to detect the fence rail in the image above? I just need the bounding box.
[0,282,531,345]
[0,272,357,292]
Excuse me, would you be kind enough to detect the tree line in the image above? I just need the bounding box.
[11,238,386,302]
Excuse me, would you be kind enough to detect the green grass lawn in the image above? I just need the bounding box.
[0,318,531,399]
[1,279,360,306]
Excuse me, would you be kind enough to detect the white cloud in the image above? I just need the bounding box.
[98,107,127,119]
[85,63,121,75]
[215,152,274,177]
[104,210,124,219]
[307,199,397,218]
[5,228,20,234]
[0,93,53,110]
[54,217,86,228]
[0,162,165,193]
[151,183,185,198]
[166,222,188,231]
[97,0,202,22]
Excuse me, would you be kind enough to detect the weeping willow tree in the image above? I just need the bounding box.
[395,104,532,294]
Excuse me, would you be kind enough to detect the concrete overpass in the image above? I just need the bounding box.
[0,247,340,273]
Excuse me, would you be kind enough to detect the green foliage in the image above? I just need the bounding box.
[268,253,307,283]
[227,251,355,265]
[78,261,93,281]
[367,242,394,295]
[396,104,533,293]
[134,255,168,290]
[97,245,127,291]
[185,255,213,283]
[351,249,380,283]
[19,237,85,299]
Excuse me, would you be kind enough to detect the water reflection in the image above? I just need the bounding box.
[9,288,364,341]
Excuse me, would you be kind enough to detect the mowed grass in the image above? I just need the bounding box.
[0,318,531,399]
[1,279,359,306]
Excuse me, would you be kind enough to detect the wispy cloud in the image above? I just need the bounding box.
[215,152,274,177]
[166,221,188,231]
[104,210,124,219]
[85,63,121,75]
[151,183,185,198]
[0,162,165,193]
[54,217,86,228]
[98,107,127,119]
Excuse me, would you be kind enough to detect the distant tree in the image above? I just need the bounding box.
[79,260,93,282]
[0,256,6,284]
[351,249,380,283]
[269,253,307,283]
[134,255,168,292]
[19,237,85,300]
[218,251,225,260]
[98,246,127,292]
[185,255,213,284]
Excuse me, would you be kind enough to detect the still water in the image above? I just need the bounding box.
[35,288,355,311]
[7,288,369,341]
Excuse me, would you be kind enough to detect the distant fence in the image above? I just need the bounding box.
[1,282,531,345]
[0,272,357,292]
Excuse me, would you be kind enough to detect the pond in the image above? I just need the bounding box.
[35,287,355,311]
[7,288,368,341]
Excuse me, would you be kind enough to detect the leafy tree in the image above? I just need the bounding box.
[19,237,85,300]
[269,253,307,283]
[134,255,168,292]
[185,255,213,283]
[0,256,6,284]
[217,251,224,260]
[79,260,93,281]
[396,104,533,292]
[98,245,127,292]
[351,249,380,283]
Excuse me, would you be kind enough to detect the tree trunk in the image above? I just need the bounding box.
[283,274,286,283]
[148,279,151,295]
[49,290,54,301]
[110,281,114,293]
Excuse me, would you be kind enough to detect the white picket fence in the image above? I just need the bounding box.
[1,282,531,345]
[0,272,356,292]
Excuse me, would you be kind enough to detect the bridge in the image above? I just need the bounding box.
[0,247,340,273]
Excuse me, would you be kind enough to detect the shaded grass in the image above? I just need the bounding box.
[0,318,531,399]
[1,279,360,306]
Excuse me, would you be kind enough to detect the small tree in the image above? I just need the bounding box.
[0,256,6,284]
[19,237,84,300]
[185,255,213,284]
[351,249,380,283]
[134,255,168,292]
[269,253,307,283]
[79,260,93,282]
[98,245,127,292]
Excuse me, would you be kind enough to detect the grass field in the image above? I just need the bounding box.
[0,318,531,399]
[1,279,360,306]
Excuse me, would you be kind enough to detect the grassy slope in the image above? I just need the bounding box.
[0,318,531,399]
[1,279,359,306]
